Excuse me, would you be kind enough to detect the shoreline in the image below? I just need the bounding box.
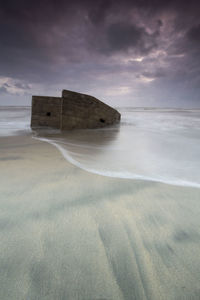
[33,133,200,189]
[1,133,199,192]
[1,134,200,299]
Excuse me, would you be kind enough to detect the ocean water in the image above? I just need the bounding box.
[1,106,200,188]
[1,106,200,300]
[0,106,31,136]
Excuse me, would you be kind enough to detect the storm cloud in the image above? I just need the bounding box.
[0,0,200,107]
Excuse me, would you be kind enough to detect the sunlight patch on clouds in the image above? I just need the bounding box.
[112,54,144,65]
[138,75,155,83]
[149,50,167,59]
[0,77,32,95]
[0,77,10,85]
[122,56,144,63]
[170,54,185,58]
[133,57,144,62]
[105,86,131,96]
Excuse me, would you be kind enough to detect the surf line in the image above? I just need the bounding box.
[32,131,200,189]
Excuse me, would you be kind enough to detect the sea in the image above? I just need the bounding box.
[1,106,200,188]
[1,105,200,300]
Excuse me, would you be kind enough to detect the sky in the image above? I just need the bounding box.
[0,0,200,107]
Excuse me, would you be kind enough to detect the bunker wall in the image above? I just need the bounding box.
[31,90,121,130]
[31,96,62,128]
[61,90,121,129]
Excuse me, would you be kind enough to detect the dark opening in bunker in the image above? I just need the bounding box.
[100,118,105,123]
[46,112,51,116]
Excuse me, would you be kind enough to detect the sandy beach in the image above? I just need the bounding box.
[2,0,200,296]
[0,135,200,299]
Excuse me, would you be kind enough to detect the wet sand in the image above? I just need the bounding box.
[0,135,200,300]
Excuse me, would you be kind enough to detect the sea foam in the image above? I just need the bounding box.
[1,106,200,188]
[33,108,200,188]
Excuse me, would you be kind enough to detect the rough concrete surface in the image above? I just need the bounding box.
[31,90,121,130]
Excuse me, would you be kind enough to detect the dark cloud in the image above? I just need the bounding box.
[0,0,200,106]
[187,24,200,43]
[104,22,158,54]
[107,23,143,51]
[88,0,112,24]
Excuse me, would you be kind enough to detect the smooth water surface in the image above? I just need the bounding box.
[36,108,200,188]
[1,106,200,187]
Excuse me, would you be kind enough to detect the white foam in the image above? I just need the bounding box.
[33,135,200,188]
[1,107,199,188]
[32,108,200,189]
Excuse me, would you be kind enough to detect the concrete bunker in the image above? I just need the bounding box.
[31,89,121,130]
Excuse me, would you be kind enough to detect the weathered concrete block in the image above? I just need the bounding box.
[31,90,121,130]
[31,96,62,129]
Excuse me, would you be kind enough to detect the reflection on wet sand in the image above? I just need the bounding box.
[34,125,121,171]
[34,124,120,153]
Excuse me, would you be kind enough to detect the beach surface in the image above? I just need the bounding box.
[0,135,200,300]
